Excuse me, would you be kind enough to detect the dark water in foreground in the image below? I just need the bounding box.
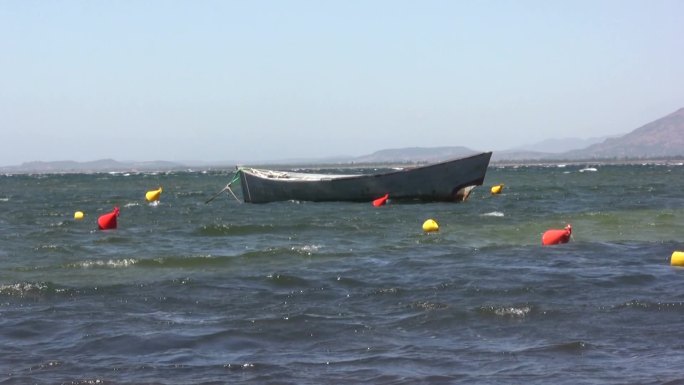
[1,164,684,384]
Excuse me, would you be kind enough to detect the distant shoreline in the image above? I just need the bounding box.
[489,157,684,167]
[490,157,684,167]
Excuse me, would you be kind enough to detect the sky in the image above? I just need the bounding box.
[1,0,683,165]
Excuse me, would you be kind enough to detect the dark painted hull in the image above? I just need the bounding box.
[238,152,492,203]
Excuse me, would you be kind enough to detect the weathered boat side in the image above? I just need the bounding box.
[239,151,492,203]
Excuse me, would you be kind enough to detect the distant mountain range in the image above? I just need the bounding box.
[356,107,684,163]
[2,107,683,173]
[563,107,684,159]
[511,136,613,154]
[493,107,684,162]
[353,146,478,163]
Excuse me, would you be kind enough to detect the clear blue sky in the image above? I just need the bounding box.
[1,0,683,165]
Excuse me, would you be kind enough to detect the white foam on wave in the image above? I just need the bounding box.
[124,202,140,208]
[291,244,321,255]
[495,306,531,317]
[579,167,598,172]
[35,244,60,250]
[0,282,48,295]
[482,211,504,217]
[78,258,138,268]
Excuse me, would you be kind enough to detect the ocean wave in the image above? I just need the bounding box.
[176,191,207,198]
[409,301,449,311]
[266,273,312,287]
[187,244,328,262]
[196,223,276,236]
[291,244,322,256]
[26,360,63,370]
[93,236,130,244]
[0,282,53,297]
[126,247,331,269]
[239,247,312,259]
[33,244,64,251]
[613,299,684,311]
[478,304,532,318]
[68,258,138,269]
[374,287,400,295]
[482,211,505,217]
[517,340,593,354]
[136,254,231,268]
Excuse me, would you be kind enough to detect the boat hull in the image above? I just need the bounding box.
[238,152,492,203]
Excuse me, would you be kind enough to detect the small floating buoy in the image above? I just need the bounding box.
[422,219,439,233]
[491,184,504,195]
[74,211,84,220]
[98,207,120,230]
[372,193,389,207]
[146,187,163,202]
[671,251,684,266]
[542,224,572,246]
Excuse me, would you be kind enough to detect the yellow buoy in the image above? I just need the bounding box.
[671,251,684,266]
[145,187,163,202]
[74,211,84,220]
[491,184,504,195]
[422,219,439,233]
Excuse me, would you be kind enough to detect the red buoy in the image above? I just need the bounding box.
[372,194,389,207]
[542,224,572,246]
[98,207,120,230]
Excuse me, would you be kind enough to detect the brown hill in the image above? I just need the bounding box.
[563,107,684,159]
[353,146,479,163]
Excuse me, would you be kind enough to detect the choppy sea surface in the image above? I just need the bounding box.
[1,164,684,384]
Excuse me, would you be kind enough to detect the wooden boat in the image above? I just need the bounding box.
[232,152,492,204]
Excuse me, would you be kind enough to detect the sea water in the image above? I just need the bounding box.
[1,164,684,384]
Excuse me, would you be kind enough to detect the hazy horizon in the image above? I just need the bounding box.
[2,1,683,167]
